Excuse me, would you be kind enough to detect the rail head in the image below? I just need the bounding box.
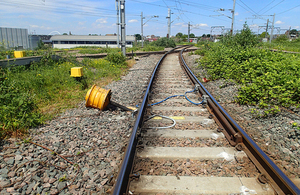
[178,49,300,195]
[112,46,188,195]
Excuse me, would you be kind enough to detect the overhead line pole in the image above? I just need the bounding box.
[120,0,126,56]
[167,8,171,38]
[265,19,269,38]
[188,22,190,42]
[115,0,120,48]
[230,0,236,35]
[141,12,145,47]
[269,13,275,43]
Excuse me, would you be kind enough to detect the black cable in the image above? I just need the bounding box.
[2,1,117,18]
[277,4,300,15]
[257,0,276,14]
[261,0,285,15]
[239,0,260,16]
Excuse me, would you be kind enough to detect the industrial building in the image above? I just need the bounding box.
[50,35,135,49]
[29,35,53,49]
[0,27,29,49]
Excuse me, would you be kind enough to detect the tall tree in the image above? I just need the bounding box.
[176,32,183,37]
[189,33,195,38]
[135,34,142,40]
[290,29,298,35]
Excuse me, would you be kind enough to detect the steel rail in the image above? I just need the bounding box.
[179,49,300,195]
[112,46,186,195]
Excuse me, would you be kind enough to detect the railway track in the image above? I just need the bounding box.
[112,47,300,194]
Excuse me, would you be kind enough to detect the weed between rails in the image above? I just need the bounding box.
[0,52,132,139]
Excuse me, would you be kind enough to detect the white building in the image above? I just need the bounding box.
[50,35,135,49]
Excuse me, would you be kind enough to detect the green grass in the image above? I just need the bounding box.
[263,40,300,53]
[261,35,300,53]
[200,42,300,114]
[197,25,300,116]
[0,51,130,139]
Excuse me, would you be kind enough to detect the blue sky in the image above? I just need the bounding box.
[1,0,299,37]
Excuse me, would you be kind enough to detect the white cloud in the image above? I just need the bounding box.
[275,20,284,24]
[29,24,51,30]
[96,18,107,24]
[195,23,208,27]
[250,24,258,28]
[235,12,239,16]
[174,22,184,26]
[78,21,86,25]
[128,19,138,23]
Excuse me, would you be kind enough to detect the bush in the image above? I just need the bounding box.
[273,35,289,43]
[0,71,43,137]
[0,50,130,139]
[221,23,259,49]
[105,52,126,66]
[150,37,176,48]
[200,42,300,109]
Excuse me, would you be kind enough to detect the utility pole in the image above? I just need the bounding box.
[141,12,144,47]
[120,0,126,56]
[288,26,291,39]
[167,8,171,38]
[230,0,236,35]
[141,13,158,47]
[115,0,120,48]
[265,19,269,38]
[188,22,190,42]
[269,13,275,43]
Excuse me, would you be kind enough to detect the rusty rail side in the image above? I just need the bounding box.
[179,49,300,195]
[112,46,187,195]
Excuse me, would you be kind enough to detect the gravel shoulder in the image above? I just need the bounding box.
[0,54,162,195]
[183,52,300,180]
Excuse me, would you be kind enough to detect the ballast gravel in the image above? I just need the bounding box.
[0,54,162,195]
[1,51,299,194]
[183,52,300,179]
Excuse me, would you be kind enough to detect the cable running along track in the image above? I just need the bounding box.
[113,47,300,194]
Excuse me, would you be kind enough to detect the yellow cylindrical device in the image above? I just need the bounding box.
[85,85,111,110]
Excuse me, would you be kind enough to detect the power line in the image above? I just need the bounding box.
[52,0,116,13]
[277,3,300,15]
[165,0,218,10]
[128,0,229,22]
[2,0,117,17]
[238,0,260,16]
[4,0,117,13]
[257,0,276,14]
[261,0,285,15]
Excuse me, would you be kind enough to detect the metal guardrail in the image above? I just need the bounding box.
[178,49,300,195]
[0,55,62,68]
[0,48,197,68]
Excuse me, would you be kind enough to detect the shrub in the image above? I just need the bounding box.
[0,71,43,137]
[200,43,300,110]
[273,35,289,43]
[0,50,130,139]
[221,23,259,49]
[105,52,126,66]
[150,37,176,48]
